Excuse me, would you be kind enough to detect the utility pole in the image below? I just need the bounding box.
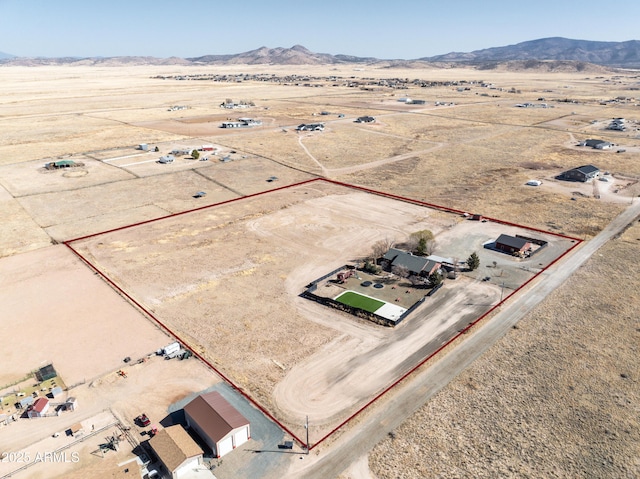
[500,281,505,302]
[305,415,309,455]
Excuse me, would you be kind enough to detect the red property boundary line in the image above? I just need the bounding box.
[63,177,583,450]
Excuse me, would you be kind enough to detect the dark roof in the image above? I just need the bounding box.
[35,364,56,381]
[184,392,249,443]
[495,234,529,250]
[382,248,440,275]
[573,164,599,175]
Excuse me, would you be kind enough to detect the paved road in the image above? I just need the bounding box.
[288,199,640,479]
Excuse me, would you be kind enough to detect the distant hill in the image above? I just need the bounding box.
[0,51,15,59]
[188,45,376,65]
[424,37,640,68]
[1,38,639,69]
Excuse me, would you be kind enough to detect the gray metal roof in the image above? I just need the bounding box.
[383,248,440,275]
[495,234,529,250]
[574,164,599,175]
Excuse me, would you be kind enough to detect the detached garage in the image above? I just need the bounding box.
[495,234,532,255]
[184,391,251,458]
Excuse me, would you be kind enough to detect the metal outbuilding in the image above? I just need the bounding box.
[184,391,250,458]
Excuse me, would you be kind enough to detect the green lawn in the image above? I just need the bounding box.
[335,291,385,313]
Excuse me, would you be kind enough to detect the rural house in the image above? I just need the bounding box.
[184,391,251,458]
[579,139,613,149]
[561,164,600,182]
[149,425,203,479]
[354,116,375,123]
[382,248,441,277]
[296,123,324,131]
[220,118,262,128]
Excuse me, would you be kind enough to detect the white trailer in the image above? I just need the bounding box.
[162,342,181,356]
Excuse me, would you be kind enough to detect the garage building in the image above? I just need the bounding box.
[184,391,251,458]
[495,234,532,255]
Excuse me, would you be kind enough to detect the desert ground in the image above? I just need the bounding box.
[68,181,575,440]
[0,64,638,478]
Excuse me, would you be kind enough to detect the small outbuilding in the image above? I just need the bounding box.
[65,397,78,411]
[354,116,375,123]
[149,425,204,479]
[184,391,250,458]
[27,398,50,418]
[495,234,532,255]
[50,386,64,398]
[18,396,34,409]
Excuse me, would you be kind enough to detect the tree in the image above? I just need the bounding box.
[371,238,394,262]
[408,230,434,255]
[428,270,443,287]
[417,237,428,255]
[191,149,200,160]
[363,260,380,274]
[392,265,409,278]
[467,252,480,271]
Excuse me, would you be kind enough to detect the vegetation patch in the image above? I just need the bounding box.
[335,291,385,313]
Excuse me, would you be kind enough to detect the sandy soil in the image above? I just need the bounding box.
[0,245,171,388]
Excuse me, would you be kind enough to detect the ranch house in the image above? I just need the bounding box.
[296,123,324,131]
[382,248,441,277]
[561,165,600,182]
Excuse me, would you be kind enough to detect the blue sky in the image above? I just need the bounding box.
[1,0,639,58]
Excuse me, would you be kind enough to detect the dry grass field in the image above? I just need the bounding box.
[0,64,638,478]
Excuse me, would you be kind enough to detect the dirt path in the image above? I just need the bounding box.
[298,133,329,176]
[273,279,499,425]
[286,198,640,478]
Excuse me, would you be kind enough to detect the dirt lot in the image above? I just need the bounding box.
[0,245,171,388]
[69,181,574,441]
[0,64,639,478]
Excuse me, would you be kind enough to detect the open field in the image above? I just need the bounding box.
[0,64,639,478]
[69,181,575,441]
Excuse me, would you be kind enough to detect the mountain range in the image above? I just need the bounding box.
[1,38,639,68]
